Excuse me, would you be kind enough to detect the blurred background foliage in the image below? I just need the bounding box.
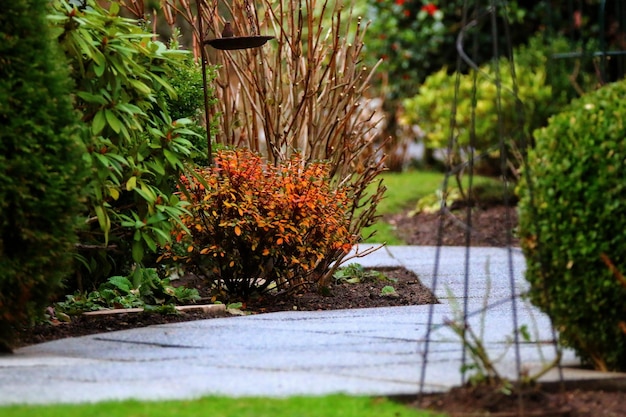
[112,0,626,172]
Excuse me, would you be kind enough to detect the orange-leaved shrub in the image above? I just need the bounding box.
[163,149,357,298]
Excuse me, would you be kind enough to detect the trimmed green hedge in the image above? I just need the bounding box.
[518,79,626,371]
[0,0,87,351]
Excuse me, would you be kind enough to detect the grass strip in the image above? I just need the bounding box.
[0,395,445,417]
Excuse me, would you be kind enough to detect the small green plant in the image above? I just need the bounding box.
[410,188,463,216]
[443,260,560,388]
[55,268,200,315]
[380,285,398,297]
[445,317,503,386]
[444,270,503,386]
[518,78,626,371]
[445,311,560,388]
[332,263,394,285]
[162,149,357,299]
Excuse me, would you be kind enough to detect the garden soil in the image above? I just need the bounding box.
[15,205,626,415]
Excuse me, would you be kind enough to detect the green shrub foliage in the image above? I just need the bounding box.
[364,1,542,99]
[55,268,200,315]
[163,55,217,166]
[518,79,626,371]
[0,0,87,350]
[50,0,202,289]
[165,56,208,122]
[364,1,620,101]
[162,149,357,299]
[403,34,573,173]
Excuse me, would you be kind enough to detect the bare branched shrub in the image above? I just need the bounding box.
[126,0,388,285]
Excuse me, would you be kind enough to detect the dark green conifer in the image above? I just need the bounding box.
[0,0,87,351]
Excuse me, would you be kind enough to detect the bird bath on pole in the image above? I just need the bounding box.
[195,0,275,164]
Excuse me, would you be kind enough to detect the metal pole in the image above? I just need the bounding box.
[599,0,607,84]
[196,0,213,165]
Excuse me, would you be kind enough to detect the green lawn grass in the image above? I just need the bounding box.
[0,395,445,417]
[362,170,507,244]
[363,170,446,244]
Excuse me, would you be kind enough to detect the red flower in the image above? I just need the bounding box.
[395,0,405,5]
[421,3,438,16]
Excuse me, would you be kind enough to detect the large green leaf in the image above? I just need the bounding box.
[92,110,106,134]
[104,109,122,133]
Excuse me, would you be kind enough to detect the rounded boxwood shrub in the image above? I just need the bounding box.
[518,79,626,371]
[0,0,87,351]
